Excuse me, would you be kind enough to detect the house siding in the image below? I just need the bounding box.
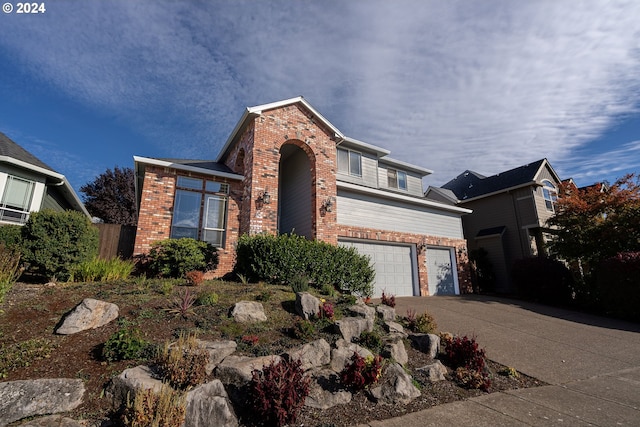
[337,151,378,188]
[376,165,424,197]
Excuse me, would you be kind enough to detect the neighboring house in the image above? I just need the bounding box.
[134,97,473,297]
[0,131,89,225]
[426,158,562,293]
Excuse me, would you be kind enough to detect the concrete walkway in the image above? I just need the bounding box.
[360,295,640,427]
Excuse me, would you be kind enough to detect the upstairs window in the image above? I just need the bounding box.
[337,148,362,177]
[171,176,229,247]
[0,175,35,224]
[542,180,558,211]
[387,168,408,190]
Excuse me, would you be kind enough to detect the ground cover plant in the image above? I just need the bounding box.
[0,279,543,427]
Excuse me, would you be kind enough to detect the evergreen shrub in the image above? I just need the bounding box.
[147,238,218,278]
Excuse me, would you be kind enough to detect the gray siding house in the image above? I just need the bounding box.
[0,131,89,225]
[426,159,562,293]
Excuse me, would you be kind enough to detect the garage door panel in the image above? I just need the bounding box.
[339,240,415,297]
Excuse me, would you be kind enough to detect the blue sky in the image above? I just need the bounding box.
[1,0,639,195]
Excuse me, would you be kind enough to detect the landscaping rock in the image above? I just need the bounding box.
[369,362,421,405]
[330,340,373,372]
[376,305,396,322]
[231,301,267,323]
[107,365,164,408]
[215,355,282,386]
[185,379,238,427]
[285,339,331,371]
[16,415,84,427]
[348,304,376,330]
[417,360,448,382]
[384,320,408,337]
[295,292,320,320]
[55,298,119,335]
[0,379,85,426]
[335,317,369,342]
[381,335,408,366]
[305,369,352,409]
[409,333,440,358]
[197,339,237,375]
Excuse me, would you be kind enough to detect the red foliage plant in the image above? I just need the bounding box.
[339,352,384,391]
[184,270,205,286]
[381,291,396,308]
[442,335,491,391]
[320,301,334,319]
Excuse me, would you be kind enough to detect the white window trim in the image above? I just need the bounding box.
[388,168,408,191]
[541,180,558,212]
[0,173,37,225]
[337,148,363,177]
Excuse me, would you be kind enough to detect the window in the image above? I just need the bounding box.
[387,168,408,190]
[337,148,362,177]
[0,175,35,224]
[171,176,229,247]
[542,180,557,211]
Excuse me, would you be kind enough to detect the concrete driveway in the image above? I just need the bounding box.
[362,295,640,427]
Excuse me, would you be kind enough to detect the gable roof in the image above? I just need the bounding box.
[0,131,57,174]
[442,159,559,201]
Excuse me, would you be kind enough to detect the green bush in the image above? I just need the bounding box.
[234,233,374,297]
[147,238,218,278]
[0,224,22,252]
[195,290,219,306]
[20,210,98,281]
[71,257,135,282]
[102,326,149,362]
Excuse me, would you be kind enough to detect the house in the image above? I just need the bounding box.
[134,97,473,297]
[0,131,89,225]
[426,158,562,293]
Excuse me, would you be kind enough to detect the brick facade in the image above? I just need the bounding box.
[134,99,472,294]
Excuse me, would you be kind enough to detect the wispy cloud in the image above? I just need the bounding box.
[1,0,639,186]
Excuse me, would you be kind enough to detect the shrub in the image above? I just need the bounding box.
[339,352,384,391]
[20,209,99,281]
[71,257,134,282]
[102,326,149,362]
[381,291,396,308]
[289,272,309,293]
[596,252,640,321]
[121,386,186,427]
[511,257,573,304]
[147,238,218,279]
[184,270,205,286]
[249,358,310,427]
[442,335,490,391]
[156,333,208,390]
[414,311,438,334]
[195,290,219,306]
[234,233,374,297]
[0,243,22,304]
[0,224,22,251]
[357,330,383,353]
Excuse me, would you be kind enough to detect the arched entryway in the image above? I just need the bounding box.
[278,143,313,239]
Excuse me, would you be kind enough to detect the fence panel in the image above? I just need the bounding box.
[95,223,136,259]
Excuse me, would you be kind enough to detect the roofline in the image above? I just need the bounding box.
[336,136,391,157]
[533,159,562,184]
[337,181,472,214]
[0,155,89,216]
[379,156,433,176]
[457,181,539,203]
[133,156,244,180]
[215,96,345,162]
[424,186,459,203]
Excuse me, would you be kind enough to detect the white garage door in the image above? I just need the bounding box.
[426,247,459,295]
[339,240,415,297]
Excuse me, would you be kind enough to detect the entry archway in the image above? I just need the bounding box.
[278,143,313,238]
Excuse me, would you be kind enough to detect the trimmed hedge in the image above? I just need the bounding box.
[596,252,640,322]
[21,209,99,281]
[511,257,573,304]
[146,238,218,278]
[234,233,374,297]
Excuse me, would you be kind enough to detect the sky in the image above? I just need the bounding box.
[1,0,640,196]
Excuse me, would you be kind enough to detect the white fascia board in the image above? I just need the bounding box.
[532,159,562,184]
[379,156,433,176]
[0,156,65,180]
[337,136,390,157]
[133,156,244,181]
[61,178,90,217]
[337,181,472,214]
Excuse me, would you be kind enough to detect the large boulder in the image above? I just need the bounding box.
[330,340,373,372]
[185,380,238,427]
[376,304,396,322]
[231,301,267,323]
[369,362,421,405]
[381,335,408,366]
[417,360,448,382]
[304,369,352,409]
[55,298,119,335]
[335,317,369,343]
[15,415,84,427]
[348,304,376,331]
[215,355,282,386]
[285,339,331,371]
[409,333,440,358]
[0,379,85,426]
[107,365,164,409]
[295,292,320,320]
[196,339,237,375]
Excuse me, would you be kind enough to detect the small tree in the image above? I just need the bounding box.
[21,209,99,281]
[80,166,137,225]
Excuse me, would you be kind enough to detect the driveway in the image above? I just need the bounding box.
[363,294,640,426]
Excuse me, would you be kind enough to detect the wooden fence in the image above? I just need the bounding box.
[94,223,136,259]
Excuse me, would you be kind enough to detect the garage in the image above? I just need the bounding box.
[339,240,417,297]
[426,247,459,295]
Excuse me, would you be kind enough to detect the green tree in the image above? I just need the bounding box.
[80,166,137,225]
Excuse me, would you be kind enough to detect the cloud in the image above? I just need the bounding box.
[1,0,639,187]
